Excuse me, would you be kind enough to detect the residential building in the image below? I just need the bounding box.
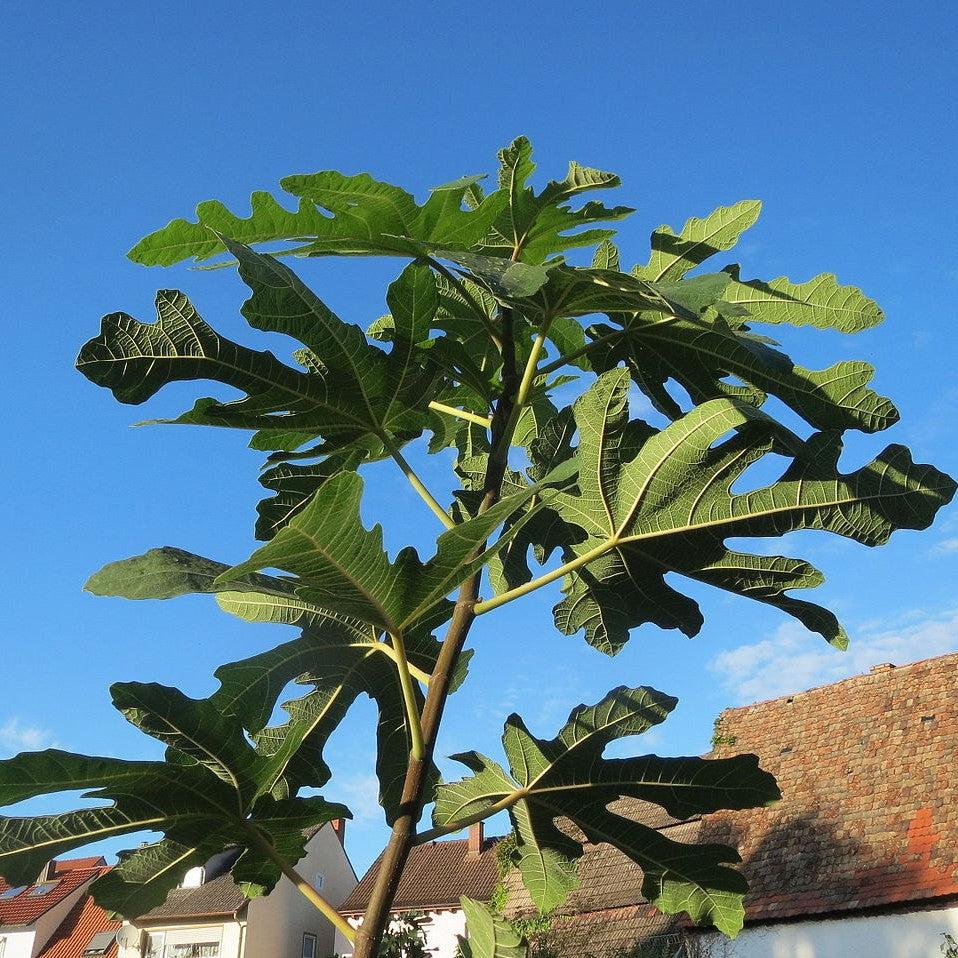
[503,653,958,957]
[338,823,500,958]
[0,858,117,958]
[116,820,356,958]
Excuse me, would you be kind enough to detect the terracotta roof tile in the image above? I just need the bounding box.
[507,652,958,950]
[50,859,108,877]
[341,838,501,914]
[36,873,121,958]
[0,861,102,928]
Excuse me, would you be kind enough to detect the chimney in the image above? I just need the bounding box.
[331,818,347,846]
[467,822,484,857]
[870,663,896,673]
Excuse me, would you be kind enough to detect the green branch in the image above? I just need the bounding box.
[537,327,624,377]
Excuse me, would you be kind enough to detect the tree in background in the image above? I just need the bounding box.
[0,138,954,957]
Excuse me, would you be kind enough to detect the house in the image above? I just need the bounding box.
[503,652,958,958]
[0,857,118,958]
[337,823,500,958]
[115,820,357,958]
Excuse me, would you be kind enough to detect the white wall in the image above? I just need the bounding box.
[244,824,357,958]
[0,929,36,958]
[339,909,466,958]
[700,904,958,958]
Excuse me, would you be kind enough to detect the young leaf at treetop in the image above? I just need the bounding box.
[432,686,780,935]
[128,171,507,266]
[633,200,763,283]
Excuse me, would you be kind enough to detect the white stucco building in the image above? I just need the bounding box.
[117,820,357,958]
[338,823,499,958]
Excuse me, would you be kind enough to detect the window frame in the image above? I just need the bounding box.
[302,932,317,958]
[27,881,60,897]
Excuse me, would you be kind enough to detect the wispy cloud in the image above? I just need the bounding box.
[709,608,958,704]
[933,537,958,554]
[0,717,56,754]
[335,773,384,824]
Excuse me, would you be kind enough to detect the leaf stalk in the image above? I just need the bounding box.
[242,825,356,943]
[381,433,455,530]
[428,400,492,428]
[474,538,616,615]
[389,630,426,761]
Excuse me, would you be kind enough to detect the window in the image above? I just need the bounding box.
[82,931,118,956]
[313,872,326,889]
[0,936,6,958]
[302,933,317,958]
[0,886,25,899]
[168,944,219,957]
[28,881,60,896]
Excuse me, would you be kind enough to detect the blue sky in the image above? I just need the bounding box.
[2,1,957,876]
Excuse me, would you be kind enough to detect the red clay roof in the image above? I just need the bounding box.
[341,837,501,914]
[0,860,104,928]
[506,652,958,952]
[36,871,120,958]
[49,859,109,877]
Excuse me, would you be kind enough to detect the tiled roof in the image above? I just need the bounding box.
[36,873,121,958]
[0,860,103,928]
[506,652,958,951]
[702,652,958,922]
[341,838,501,914]
[50,859,109,877]
[137,875,249,922]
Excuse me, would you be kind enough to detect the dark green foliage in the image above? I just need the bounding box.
[1,138,953,952]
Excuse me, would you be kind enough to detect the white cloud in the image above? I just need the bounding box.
[933,537,958,554]
[335,773,384,823]
[709,608,958,704]
[0,717,56,754]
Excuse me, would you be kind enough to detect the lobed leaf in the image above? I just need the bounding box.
[508,370,954,653]
[435,687,779,934]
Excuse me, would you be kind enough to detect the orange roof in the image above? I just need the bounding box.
[36,874,120,958]
[50,859,109,877]
[0,859,104,928]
